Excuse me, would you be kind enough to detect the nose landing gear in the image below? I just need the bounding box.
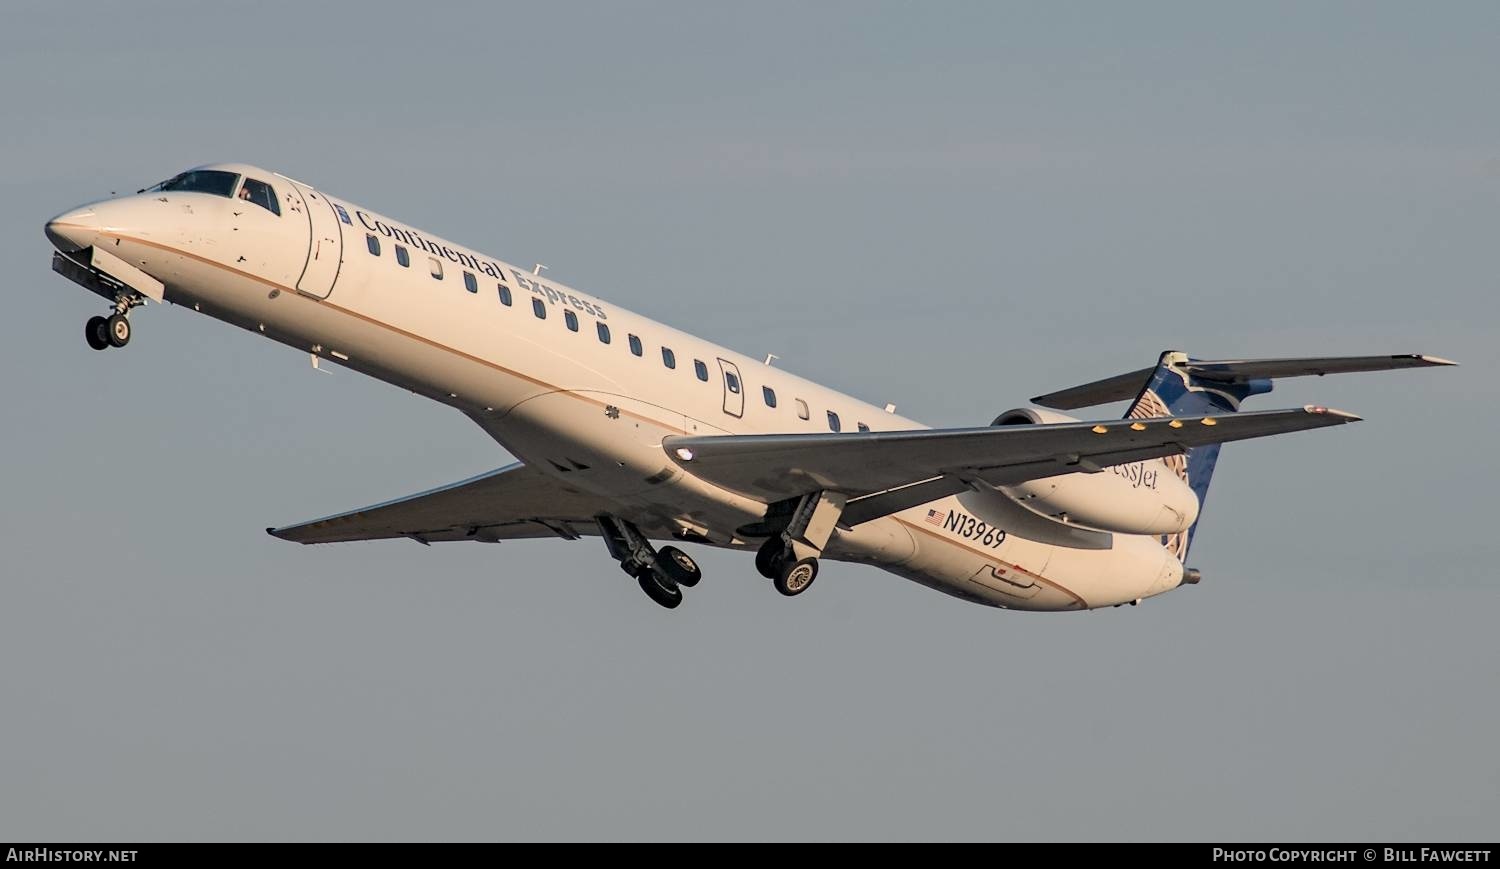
[84,295,141,351]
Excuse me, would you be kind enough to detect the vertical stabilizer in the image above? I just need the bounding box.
[1123,352,1273,560]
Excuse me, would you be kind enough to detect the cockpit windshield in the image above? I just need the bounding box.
[146,170,241,198]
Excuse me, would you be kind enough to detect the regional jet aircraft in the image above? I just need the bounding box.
[44,164,1453,610]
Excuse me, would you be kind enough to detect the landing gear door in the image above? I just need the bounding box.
[282,181,343,299]
[718,358,745,418]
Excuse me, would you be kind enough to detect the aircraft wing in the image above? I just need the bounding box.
[267,462,614,545]
[664,407,1358,522]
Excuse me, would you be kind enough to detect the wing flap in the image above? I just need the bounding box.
[665,407,1358,509]
[268,463,611,545]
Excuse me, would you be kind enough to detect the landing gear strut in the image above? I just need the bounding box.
[85,294,142,351]
[597,515,702,609]
[756,490,845,597]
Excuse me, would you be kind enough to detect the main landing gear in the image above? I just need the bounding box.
[758,536,821,596]
[85,294,142,351]
[597,490,845,609]
[597,514,702,610]
[755,490,846,598]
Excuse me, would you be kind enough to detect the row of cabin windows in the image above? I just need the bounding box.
[364,233,874,432]
[366,234,472,286]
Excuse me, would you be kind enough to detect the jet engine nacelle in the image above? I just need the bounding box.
[987,408,1201,536]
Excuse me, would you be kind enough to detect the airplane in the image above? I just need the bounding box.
[44,163,1454,611]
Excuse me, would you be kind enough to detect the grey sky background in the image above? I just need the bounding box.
[2,0,1495,841]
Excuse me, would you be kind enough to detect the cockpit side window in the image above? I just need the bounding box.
[149,170,240,198]
[237,178,281,216]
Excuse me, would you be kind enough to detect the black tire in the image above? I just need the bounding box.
[85,316,110,351]
[755,536,787,579]
[106,313,131,348]
[656,545,701,588]
[774,557,819,597]
[637,569,683,609]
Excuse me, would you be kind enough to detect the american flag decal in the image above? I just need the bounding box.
[925,509,946,527]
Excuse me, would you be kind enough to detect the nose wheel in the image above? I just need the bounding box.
[106,313,131,347]
[84,297,140,351]
[85,316,110,350]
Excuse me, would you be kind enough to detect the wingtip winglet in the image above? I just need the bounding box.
[1413,354,1459,367]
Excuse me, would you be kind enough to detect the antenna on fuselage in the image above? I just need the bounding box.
[764,354,778,366]
[532,263,548,276]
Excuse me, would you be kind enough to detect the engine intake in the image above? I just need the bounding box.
[992,407,1078,427]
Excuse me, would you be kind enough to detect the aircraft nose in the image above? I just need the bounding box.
[45,206,100,253]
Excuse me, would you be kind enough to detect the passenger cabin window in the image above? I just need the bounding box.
[395,245,410,267]
[857,422,871,432]
[662,348,676,369]
[628,335,643,357]
[532,298,547,319]
[597,322,611,344]
[498,284,512,305]
[795,398,810,420]
[762,386,777,408]
[463,272,478,293]
[694,360,709,382]
[429,258,443,279]
[366,234,381,256]
[827,411,842,432]
[725,371,741,394]
[565,310,579,332]
[149,169,239,198]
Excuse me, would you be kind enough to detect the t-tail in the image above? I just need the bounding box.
[1032,351,1457,560]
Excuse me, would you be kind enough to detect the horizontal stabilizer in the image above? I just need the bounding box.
[1033,354,1455,410]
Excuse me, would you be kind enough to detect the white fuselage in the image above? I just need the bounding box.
[47,163,1186,611]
